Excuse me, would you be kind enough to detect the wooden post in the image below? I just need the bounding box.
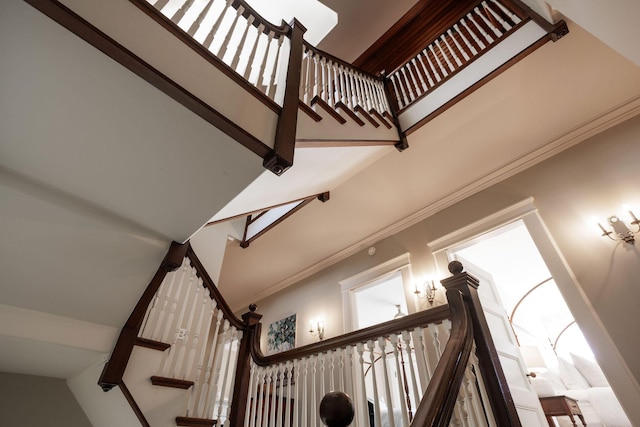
[381,73,409,152]
[440,260,522,427]
[229,304,263,427]
[263,19,307,175]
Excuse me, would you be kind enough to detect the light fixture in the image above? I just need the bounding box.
[393,304,407,319]
[598,210,640,244]
[309,319,325,340]
[414,280,437,304]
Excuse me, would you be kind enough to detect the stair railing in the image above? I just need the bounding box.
[385,0,526,112]
[102,242,521,426]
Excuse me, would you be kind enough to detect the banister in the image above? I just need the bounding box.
[410,288,473,426]
[229,0,290,37]
[250,304,451,366]
[302,41,384,81]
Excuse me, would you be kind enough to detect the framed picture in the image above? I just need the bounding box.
[267,314,297,354]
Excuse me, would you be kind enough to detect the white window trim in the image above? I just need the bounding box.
[339,253,412,332]
[428,198,640,417]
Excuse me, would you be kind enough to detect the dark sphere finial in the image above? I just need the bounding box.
[319,391,355,427]
[249,303,257,312]
[448,260,464,275]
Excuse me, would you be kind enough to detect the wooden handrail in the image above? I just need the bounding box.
[251,304,451,366]
[229,0,289,37]
[411,289,473,426]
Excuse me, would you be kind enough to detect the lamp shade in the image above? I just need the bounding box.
[520,345,547,370]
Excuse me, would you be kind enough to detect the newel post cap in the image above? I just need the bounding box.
[441,261,480,291]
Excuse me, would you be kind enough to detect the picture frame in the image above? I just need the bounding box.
[267,313,297,354]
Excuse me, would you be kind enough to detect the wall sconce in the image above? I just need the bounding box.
[414,280,437,304]
[598,210,640,244]
[309,319,325,340]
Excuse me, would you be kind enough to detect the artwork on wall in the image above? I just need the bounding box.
[267,313,297,354]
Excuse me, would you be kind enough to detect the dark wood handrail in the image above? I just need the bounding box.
[302,41,384,82]
[229,0,290,37]
[250,304,451,366]
[411,289,473,426]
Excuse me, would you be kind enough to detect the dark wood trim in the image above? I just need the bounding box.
[129,0,281,114]
[229,306,263,427]
[382,76,409,151]
[311,96,347,124]
[176,416,217,427]
[441,261,522,426]
[251,305,451,366]
[120,381,151,427]
[299,100,323,122]
[240,197,314,248]
[354,105,380,128]
[295,139,397,148]
[24,0,272,161]
[228,0,289,36]
[205,191,331,226]
[369,109,393,129]
[99,241,189,390]
[404,31,550,136]
[151,376,194,389]
[264,19,306,176]
[335,102,366,127]
[135,337,171,352]
[411,289,473,427]
[185,246,246,330]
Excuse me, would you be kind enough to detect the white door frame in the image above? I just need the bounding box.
[428,197,640,422]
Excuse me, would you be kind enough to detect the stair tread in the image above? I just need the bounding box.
[310,96,346,124]
[354,105,380,128]
[369,109,393,129]
[150,375,194,389]
[335,102,365,127]
[299,100,322,122]
[135,337,171,351]
[176,416,217,426]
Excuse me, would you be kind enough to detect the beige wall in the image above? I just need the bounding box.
[253,113,640,407]
[0,372,92,427]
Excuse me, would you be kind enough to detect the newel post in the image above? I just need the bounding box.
[264,19,306,176]
[380,72,408,152]
[440,261,522,427]
[229,304,263,427]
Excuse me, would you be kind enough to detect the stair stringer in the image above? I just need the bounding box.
[296,103,400,147]
[124,346,189,427]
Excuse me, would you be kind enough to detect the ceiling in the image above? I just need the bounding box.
[2,0,640,382]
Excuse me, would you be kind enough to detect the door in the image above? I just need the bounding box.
[450,254,547,426]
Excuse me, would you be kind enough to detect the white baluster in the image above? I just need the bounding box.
[195,309,224,417]
[285,362,293,427]
[476,5,503,37]
[301,358,308,427]
[332,63,341,106]
[348,71,358,108]
[416,53,435,88]
[151,259,186,341]
[411,59,428,93]
[243,24,265,82]
[161,265,194,344]
[455,23,478,56]
[320,57,328,104]
[174,277,202,379]
[319,353,326,401]
[215,328,237,421]
[185,298,216,415]
[171,0,194,26]
[435,38,455,72]
[390,334,410,425]
[203,0,233,49]
[217,6,245,61]
[245,363,257,427]
[312,53,320,99]
[256,31,276,93]
[491,0,521,25]
[326,60,334,107]
[293,360,301,427]
[401,330,421,411]
[467,13,493,45]
[339,66,348,105]
[231,16,255,72]
[187,0,215,37]
[356,343,369,427]
[422,48,442,83]
[412,327,431,389]
[204,319,231,418]
[442,34,463,67]
[266,34,285,99]
[154,0,171,12]
[367,340,383,427]
[254,369,266,427]
[224,332,242,425]
[448,29,471,62]
[428,43,449,79]
[403,64,419,100]
[484,1,512,31]
[390,73,407,108]
[461,18,486,51]
[311,355,318,427]
[377,337,396,427]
